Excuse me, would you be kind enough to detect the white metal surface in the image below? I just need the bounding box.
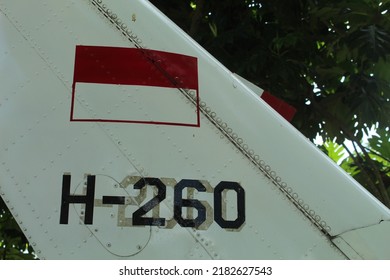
[332,221,390,259]
[0,0,389,259]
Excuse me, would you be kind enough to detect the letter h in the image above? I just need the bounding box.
[60,174,95,224]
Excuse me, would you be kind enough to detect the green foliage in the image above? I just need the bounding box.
[320,130,390,201]
[321,140,360,176]
[369,127,390,161]
[321,140,346,164]
[0,197,35,259]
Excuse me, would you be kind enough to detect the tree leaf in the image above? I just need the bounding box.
[368,128,390,162]
[322,140,347,164]
[349,25,390,61]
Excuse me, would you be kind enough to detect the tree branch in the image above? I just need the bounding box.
[364,146,390,164]
[353,136,390,205]
[342,143,382,199]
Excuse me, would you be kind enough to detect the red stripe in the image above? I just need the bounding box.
[261,91,296,122]
[73,45,198,89]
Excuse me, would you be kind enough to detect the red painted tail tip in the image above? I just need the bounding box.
[260,91,297,122]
